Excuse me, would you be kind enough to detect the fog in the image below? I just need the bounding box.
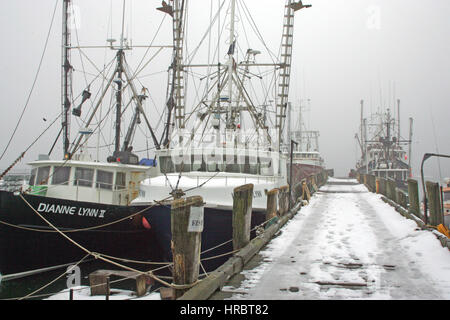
[0,0,449,182]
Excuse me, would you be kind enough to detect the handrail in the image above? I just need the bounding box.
[420,153,450,224]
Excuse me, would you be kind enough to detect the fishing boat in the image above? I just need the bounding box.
[132,0,312,271]
[282,101,325,192]
[0,1,170,277]
[354,99,413,190]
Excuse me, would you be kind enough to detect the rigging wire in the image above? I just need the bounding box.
[0,0,59,162]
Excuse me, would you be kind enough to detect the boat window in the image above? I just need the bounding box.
[116,172,126,190]
[36,166,50,185]
[96,170,113,190]
[225,155,240,173]
[443,192,450,202]
[160,156,174,173]
[192,155,206,172]
[74,167,94,187]
[241,156,259,174]
[51,166,71,185]
[29,168,36,185]
[175,161,191,173]
[206,154,224,172]
[260,158,273,176]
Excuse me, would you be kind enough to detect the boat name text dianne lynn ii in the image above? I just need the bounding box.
[36,202,106,218]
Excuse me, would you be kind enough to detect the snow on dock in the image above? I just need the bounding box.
[220,178,450,300]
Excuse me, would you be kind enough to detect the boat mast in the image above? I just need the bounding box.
[226,0,236,130]
[62,0,72,159]
[397,99,400,143]
[173,0,186,140]
[276,0,311,152]
[114,0,127,153]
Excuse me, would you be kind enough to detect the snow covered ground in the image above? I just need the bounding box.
[223,178,450,300]
[45,286,161,300]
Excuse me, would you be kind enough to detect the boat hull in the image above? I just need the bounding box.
[0,190,159,276]
[289,163,324,186]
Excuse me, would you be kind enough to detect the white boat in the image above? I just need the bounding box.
[132,0,312,270]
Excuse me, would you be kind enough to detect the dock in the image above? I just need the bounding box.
[73,173,450,301]
[173,175,450,300]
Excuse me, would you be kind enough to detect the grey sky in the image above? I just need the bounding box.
[0,0,449,182]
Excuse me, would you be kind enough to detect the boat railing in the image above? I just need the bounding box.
[159,172,279,188]
[27,178,130,203]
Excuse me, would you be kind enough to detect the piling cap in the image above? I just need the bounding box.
[233,183,254,193]
[172,196,204,209]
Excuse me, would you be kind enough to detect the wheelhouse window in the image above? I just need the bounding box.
[160,156,175,173]
[51,166,71,185]
[115,172,126,190]
[36,166,50,185]
[225,155,240,173]
[260,158,273,176]
[96,170,113,190]
[29,168,36,185]
[74,167,94,187]
[191,155,206,172]
[443,191,450,202]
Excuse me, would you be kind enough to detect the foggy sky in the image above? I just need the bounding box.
[0,0,449,182]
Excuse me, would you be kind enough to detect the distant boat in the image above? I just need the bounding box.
[354,99,413,190]
[282,102,325,192]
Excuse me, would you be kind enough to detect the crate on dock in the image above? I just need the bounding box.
[89,269,153,297]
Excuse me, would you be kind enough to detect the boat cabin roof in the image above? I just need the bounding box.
[27,160,152,172]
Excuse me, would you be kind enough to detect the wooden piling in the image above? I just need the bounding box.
[369,175,376,192]
[171,195,204,299]
[301,180,311,202]
[379,178,387,196]
[426,181,443,226]
[232,184,254,251]
[407,179,421,219]
[278,185,289,215]
[265,188,278,221]
[396,188,408,208]
[386,179,397,202]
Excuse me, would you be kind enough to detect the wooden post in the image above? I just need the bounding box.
[301,180,311,202]
[278,185,289,215]
[171,195,204,299]
[380,178,387,197]
[370,175,376,192]
[265,188,278,221]
[407,178,421,218]
[396,189,408,208]
[376,178,380,194]
[387,179,397,202]
[426,181,443,226]
[232,184,254,251]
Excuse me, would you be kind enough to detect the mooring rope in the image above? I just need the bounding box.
[18,193,175,289]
